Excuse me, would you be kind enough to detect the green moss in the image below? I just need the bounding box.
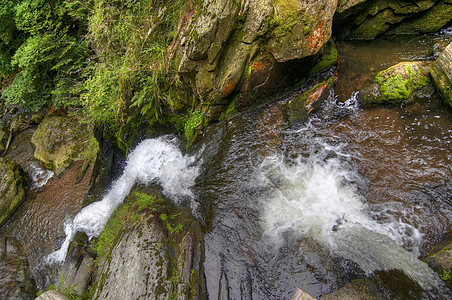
[309,41,338,76]
[219,100,236,121]
[375,63,431,102]
[270,0,301,37]
[184,109,207,143]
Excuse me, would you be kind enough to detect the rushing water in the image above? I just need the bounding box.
[47,135,200,263]
[6,31,450,298]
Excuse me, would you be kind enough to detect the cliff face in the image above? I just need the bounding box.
[335,0,452,39]
[173,0,338,119]
[170,0,451,124]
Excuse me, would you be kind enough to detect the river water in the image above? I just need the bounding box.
[194,32,452,299]
[2,30,452,298]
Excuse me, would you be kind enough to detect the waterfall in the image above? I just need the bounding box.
[47,135,200,264]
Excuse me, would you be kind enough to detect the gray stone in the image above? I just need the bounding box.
[94,220,170,300]
[35,290,69,300]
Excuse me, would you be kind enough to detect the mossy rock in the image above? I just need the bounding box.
[431,41,452,108]
[287,76,335,124]
[426,238,452,288]
[0,157,27,227]
[389,0,452,34]
[358,61,432,106]
[308,39,338,76]
[31,114,99,177]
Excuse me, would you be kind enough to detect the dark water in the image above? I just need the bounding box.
[195,31,452,299]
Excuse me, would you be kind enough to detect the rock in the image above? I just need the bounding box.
[389,0,452,34]
[426,234,452,288]
[31,113,99,177]
[291,287,317,300]
[93,219,171,300]
[431,41,452,108]
[334,0,451,39]
[288,76,335,124]
[178,0,338,114]
[57,232,93,296]
[0,157,27,226]
[358,61,432,106]
[35,290,69,300]
[320,279,384,300]
[0,237,36,300]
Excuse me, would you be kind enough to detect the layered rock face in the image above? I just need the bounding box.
[176,0,338,117]
[335,0,452,39]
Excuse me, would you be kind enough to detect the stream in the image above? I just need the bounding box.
[2,29,452,299]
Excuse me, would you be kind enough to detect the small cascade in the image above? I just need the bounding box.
[28,162,54,189]
[47,135,200,264]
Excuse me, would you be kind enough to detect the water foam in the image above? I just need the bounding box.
[256,117,446,290]
[47,135,199,263]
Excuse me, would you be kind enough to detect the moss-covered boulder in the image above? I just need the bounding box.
[358,61,432,106]
[90,189,206,299]
[431,41,452,108]
[31,114,99,177]
[0,157,27,227]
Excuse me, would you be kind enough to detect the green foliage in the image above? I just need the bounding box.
[160,213,183,234]
[439,269,452,281]
[1,0,92,111]
[134,191,157,210]
[184,109,204,142]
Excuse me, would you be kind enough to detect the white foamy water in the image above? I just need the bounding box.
[47,135,199,263]
[256,127,447,291]
[28,162,54,189]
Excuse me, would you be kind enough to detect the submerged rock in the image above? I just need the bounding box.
[358,61,432,106]
[0,157,27,227]
[31,113,98,177]
[430,41,452,108]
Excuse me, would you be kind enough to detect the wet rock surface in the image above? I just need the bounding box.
[31,113,98,177]
[431,41,452,107]
[94,219,170,300]
[0,157,27,227]
[0,236,36,300]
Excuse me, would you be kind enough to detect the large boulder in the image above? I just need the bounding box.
[31,113,98,177]
[91,189,206,300]
[358,61,432,106]
[177,0,338,112]
[0,157,27,226]
[430,41,452,108]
